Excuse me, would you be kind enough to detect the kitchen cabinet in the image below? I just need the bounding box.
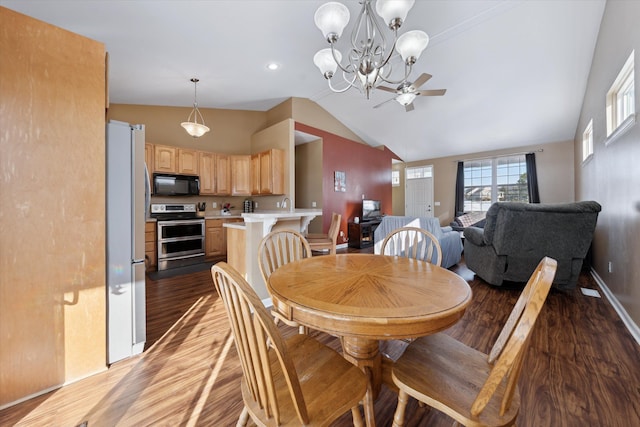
[154,144,177,173]
[198,152,215,195]
[251,148,285,195]
[231,155,251,196]
[216,154,231,195]
[177,148,198,175]
[205,219,225,258]
[206,218,243,258]
[145,221,157,271]
[145,143,154,175]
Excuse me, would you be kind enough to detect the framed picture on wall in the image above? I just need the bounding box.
[334,171,346,192]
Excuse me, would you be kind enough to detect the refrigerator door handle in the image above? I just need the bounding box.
[133,259,145,264]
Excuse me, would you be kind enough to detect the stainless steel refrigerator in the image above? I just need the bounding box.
[106,120,147,364]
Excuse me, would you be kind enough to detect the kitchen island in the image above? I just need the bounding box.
[224,209,322,302]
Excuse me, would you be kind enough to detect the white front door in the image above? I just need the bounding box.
[405,166,434,218]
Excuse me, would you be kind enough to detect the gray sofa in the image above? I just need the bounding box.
[463,201,601,290]
[374,216,463,268]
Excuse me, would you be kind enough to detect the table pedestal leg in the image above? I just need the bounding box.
[342,337,381,427]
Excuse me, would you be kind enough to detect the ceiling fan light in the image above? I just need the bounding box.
[396,30,429,64]
[395,92,417,106]
[181,121,210,138]
[315,2,350,42]
[314,48,342,78]
[375,0,415,29]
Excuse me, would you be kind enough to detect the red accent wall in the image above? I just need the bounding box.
[295,123,394,238]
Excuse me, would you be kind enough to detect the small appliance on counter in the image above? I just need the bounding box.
[243,199,255,213]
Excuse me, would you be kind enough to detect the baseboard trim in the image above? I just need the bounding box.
[590,268,640,346]
[0,366,107,411]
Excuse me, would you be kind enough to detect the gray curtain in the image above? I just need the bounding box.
[454,161,464,215]
[525,153,540,203]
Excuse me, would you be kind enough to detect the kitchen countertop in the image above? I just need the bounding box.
[241,209,322,221]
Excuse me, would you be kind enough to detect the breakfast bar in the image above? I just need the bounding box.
[224,209,322,301]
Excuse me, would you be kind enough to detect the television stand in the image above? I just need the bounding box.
[348,219,381,249]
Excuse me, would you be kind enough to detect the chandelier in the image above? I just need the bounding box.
[181,78,210,138]
[313,0,429,99]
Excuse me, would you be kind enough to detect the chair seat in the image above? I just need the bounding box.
[243,334,367,426]
[392,333,520,427]
[306,233,329,240]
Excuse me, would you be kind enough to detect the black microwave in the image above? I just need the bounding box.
[153,173,199,196]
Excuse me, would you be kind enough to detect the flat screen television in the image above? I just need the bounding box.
[362,199,381,221]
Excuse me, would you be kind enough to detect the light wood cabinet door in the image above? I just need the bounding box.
[205,219,225,257]
[154,145,177,173]
[215,154,231,195]
[145,221,157,271]
[250,154,261,195]
[199,152,215,195]
[178,148,199,175]
[257,148,285,195]
[145,143,154,175]
[231,155,251,196]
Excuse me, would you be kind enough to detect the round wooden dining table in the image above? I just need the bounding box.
[268,253,472,427]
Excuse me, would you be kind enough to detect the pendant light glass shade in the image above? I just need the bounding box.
[181,78,210,138]
[313,48,342,78]
[375,0,415,28]
[314,2,350,41]
[396,30,429,64]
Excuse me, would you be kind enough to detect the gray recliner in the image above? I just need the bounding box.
[463,201,601,290]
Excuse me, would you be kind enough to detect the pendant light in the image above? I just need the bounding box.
[181,78,210,138]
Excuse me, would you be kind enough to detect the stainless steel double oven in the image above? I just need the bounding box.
[151,203,205,270]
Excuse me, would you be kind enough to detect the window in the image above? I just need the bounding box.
[406,166,432,180]
[391,170,400,186]
[606,50,635,143]
[463,155,528,212]
[582,119,593,162]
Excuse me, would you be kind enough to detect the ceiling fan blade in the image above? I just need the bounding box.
[405,103,415,113]
[416,89,447,96]
[377,85,398,94]
[373,97,397,108]
[410,73,432,90]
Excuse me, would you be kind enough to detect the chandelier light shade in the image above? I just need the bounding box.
[313,48,342,78]
[313,0,429,99]
[314,2,350,41]
[181,78,210,138]
[375,0,414,28]
[396,30,429,64]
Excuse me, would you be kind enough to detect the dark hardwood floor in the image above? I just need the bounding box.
[1,247,638,426]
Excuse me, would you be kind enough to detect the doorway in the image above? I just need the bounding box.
[405,166,434,218]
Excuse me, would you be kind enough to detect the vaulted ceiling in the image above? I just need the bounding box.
[2,0,606,161]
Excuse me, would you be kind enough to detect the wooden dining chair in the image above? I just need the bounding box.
[258,229,312,334]
[211,262,367,427]
[380,226,443,266]
[391,256,558,427]
[307,212,341,255]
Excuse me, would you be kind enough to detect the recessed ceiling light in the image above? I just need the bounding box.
[266,62,280,71]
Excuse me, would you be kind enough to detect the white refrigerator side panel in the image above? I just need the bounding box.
[132,125,146,348]
[107,121,134,363]
[107,121,147,364]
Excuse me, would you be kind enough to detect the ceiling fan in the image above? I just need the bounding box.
[373,73,446,112]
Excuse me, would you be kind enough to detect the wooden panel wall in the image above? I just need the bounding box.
[0,7,107,407]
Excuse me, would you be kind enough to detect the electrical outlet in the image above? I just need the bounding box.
[276,202,280,208]
[254,202,258,209]
[339,231,344,237]
[312,201,316,207]
[212,202,217,208]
